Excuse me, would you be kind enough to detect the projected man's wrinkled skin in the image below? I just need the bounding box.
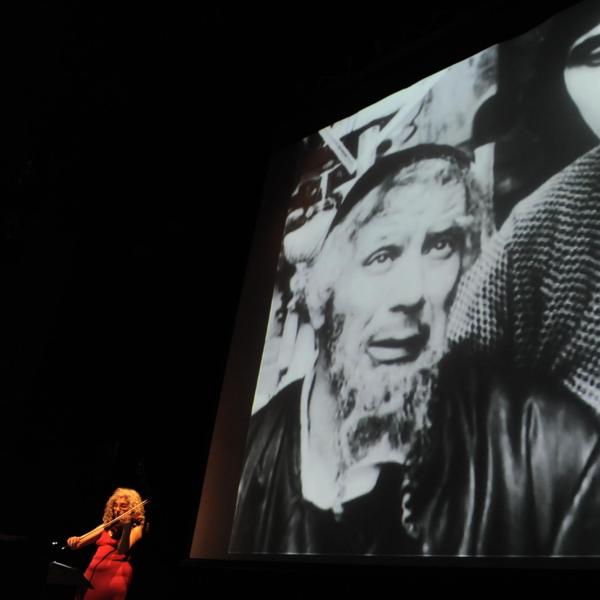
[306,158,471,478]
[565,22,600,139]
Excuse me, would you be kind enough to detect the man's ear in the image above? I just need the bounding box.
[307,302,325,331]
[303,274,327,332]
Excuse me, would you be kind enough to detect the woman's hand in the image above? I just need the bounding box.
[66,536,81,549]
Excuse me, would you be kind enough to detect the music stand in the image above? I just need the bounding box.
[47,561,92,596]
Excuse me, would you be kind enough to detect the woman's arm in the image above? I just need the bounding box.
[66,528,103,550]
[116,517,143,555]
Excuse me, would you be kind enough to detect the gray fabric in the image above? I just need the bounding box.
[448,144,600,413]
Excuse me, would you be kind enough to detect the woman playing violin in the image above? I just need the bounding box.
[66,488,146,600]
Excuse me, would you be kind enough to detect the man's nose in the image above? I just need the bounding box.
[388,254,425,314]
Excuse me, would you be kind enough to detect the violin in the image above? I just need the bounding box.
[59,499,149,550]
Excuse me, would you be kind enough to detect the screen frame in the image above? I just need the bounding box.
[190,0,597,564]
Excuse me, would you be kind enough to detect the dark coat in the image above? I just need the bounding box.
[229,354,600,556]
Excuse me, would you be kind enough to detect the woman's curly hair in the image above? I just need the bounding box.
[102,488,146,526]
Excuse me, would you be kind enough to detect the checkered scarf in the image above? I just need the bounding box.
[448,144,600,412]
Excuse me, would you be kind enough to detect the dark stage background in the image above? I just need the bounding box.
[1,1,599,597]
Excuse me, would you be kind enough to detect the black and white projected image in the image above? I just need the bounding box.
[229,0,600,557]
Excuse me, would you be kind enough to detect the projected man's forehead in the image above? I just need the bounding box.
[340,160,470,246]
[326,145,472,233]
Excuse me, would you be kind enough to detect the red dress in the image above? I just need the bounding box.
[82,530,133,600]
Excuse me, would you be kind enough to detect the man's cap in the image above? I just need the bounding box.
[327,143,472,234]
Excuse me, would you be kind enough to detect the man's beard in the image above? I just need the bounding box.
[320,310,442,483]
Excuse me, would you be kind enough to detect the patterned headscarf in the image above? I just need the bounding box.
[448,144,600,413]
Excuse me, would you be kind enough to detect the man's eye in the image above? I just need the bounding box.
[365,251,391,266]
[568,35,600,68]
[363,247,397,271]
[423,235,456,259]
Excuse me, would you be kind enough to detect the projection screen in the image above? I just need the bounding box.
[193,0,600,559]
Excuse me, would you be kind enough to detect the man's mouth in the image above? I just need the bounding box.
[367,330,429,364]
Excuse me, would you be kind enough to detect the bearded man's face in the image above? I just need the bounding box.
[318,177,467,473]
